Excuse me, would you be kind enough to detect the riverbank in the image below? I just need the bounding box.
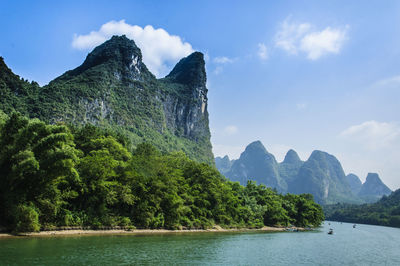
[0,226,308,238]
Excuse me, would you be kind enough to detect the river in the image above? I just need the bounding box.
[0,221,399,265]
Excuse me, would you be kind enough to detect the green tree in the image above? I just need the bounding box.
[0,113,80,231]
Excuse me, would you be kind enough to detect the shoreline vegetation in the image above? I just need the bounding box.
[0,225,311,238]
[324,189,400,228]
[0,112,324,233]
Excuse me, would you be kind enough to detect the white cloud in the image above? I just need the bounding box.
[257,43,268,60]
[72,20,194,77]
[223,125,238,135]
[275,18,348,60]
[275,20,311,54]
[340,121,400,150]
[300,27,348,60]
[213,56,234,64]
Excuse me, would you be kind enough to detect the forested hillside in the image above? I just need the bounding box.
[324,189,400,228]
[0,35,213,164]
[0,112,324,232]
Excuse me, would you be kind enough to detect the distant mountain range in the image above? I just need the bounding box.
[215,140,392,204]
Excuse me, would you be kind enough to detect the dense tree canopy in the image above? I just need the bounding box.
[324,189,400,228]
[0,113,324,232]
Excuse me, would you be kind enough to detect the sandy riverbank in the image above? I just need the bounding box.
[0,226,308,238]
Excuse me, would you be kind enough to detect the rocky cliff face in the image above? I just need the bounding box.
[161,52,209,141]
[0,35,213,164]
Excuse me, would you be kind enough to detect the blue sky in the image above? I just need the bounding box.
[1,0,400,189]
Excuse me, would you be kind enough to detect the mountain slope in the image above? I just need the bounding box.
[288,150,358,204]
[215,142,393,205]
[347,174,362,195]
[224,141,286,192]
[358,173,392,202]
[0,57,40,116]
[279,149,303,186]
[0,35,213,164]
[215,155,233,175]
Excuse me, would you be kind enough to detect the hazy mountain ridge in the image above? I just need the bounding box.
[347,173,363,195]
[358,173,392,203]
[224,141,287,192]
[0,35,213,164]
[216,141,392,204]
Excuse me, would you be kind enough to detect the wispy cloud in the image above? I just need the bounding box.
[72,20,194,77]
[213,56,235,64]
[372,75,400,88]
[275,18,348,60]
[257,43,268,60]
[223,125,238,135]
[340,121,400,150]
[212,56,236,75]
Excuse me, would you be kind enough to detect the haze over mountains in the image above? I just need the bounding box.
[216,141,392,204]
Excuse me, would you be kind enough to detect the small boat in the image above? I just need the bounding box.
[328,229,333,235]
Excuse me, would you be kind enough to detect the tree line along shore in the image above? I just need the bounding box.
[0,225,311,238]
[0,112,324,233]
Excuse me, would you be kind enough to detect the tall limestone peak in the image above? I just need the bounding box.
[0,36,214,164]
[166,52,206,87]
[279,149,303,187]
[225,141,287,192]
[242,140,269,156]
[359,173,392,199]
[289,150,355,204]
[347,173,362,195]
[56,35,153,82]
[283,149,301,164]
[161,52,209,142]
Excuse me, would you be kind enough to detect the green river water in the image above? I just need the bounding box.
[0,221,399,265]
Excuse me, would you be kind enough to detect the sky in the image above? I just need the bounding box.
[1,0,400,189]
